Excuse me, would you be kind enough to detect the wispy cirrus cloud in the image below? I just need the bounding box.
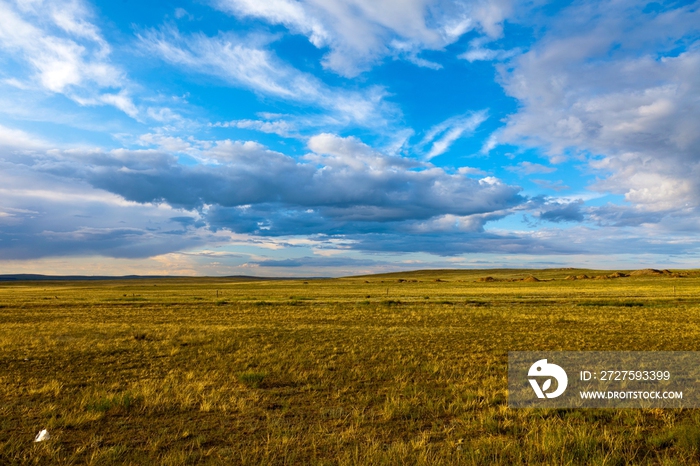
[417,110,488,160]
[459,37,520,62]
[138,26,397,129]
[212,0,514,77]
[212,118,297,138]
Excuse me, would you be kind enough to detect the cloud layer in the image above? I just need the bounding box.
[5,132,524,239]
[1,0,700,273]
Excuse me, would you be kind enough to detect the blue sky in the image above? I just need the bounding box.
[0,0,699,276]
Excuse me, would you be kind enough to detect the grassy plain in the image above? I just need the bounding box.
[1,268,700,465]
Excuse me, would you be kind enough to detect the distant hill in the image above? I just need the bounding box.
[1,268,696,282]
[0,274,286,282]
[344,268,699,281]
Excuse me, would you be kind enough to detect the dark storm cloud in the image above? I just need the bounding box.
[0,226,203,260]
[0,164,211,260]
[346,227,700,257]
[31,135,526,232]
[537,200,584,223]
[347,231,587,256]
[588,204,667,227]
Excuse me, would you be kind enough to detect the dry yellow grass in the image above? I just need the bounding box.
[1,268,699,464]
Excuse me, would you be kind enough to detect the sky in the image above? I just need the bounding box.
[0,0,699,277]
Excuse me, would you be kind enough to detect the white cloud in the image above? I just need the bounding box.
[138,133,194,153]
[409,212,502,233]
[497,0,700,212]
[99,91,139,119]
[0,123,47,150]
[459,36,519,62]
[590,154,699,212]
[457,166,487,175]
[460,46,518,62]
[146,106,184,124]
[174,8,193,20]
[213,0,514,76]
[306,133,416,172]
[213,111,411,140]
[0,0,137,117]
[50,0,108,47]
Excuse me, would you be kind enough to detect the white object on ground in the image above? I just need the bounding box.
[34,429,50,442]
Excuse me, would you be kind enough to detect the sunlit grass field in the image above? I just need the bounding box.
[2,268,700,465]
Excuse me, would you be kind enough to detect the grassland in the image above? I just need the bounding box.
[1,268,700,465]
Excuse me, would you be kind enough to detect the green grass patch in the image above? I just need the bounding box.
[237,372,266,388]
